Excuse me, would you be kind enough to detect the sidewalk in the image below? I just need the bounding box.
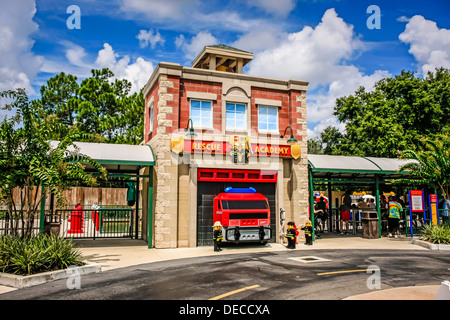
[0,236,443,299]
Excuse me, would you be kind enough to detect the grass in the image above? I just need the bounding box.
[0,234,84,276]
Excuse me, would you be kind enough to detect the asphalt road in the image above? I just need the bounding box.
[1,249,449,301]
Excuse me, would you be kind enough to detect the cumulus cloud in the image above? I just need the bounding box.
[175,31,219,61]
[0,0,43,95]
[248,9,365,86]
[42,42,154,94]
[95,43,155,93]
[247,8,390,139]
[399,15,450,75]
[136,29,165,49]
[232,25,288,54]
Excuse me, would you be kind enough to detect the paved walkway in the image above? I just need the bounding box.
[0,235,446,299]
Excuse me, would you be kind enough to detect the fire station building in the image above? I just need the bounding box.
[141,45,309,248]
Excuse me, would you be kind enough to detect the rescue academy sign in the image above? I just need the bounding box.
[170,136,300,160]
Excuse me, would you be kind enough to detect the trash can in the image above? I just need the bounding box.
[44,214,61,236]
[361,211,379,239]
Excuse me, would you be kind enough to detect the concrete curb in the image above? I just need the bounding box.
[0,261,101,289]
[412,239,450,251]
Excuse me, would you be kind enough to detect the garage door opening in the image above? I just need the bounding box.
[196,169,277,246]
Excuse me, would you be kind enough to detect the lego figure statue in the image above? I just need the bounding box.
[285,221,296,249]
[213,221,224,252]
[301,220,313,245]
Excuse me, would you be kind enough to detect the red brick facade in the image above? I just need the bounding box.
[145,76,304,143]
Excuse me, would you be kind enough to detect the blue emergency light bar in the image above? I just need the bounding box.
[224,187,256,193]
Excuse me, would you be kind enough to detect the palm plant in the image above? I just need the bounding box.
[397,133,449,204]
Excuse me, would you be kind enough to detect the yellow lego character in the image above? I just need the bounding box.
[213,221,224,252]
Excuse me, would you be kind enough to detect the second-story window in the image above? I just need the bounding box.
[258,106,278,132]
[226,103,246,130]
[149,104,154,132]
[190,100,212,129]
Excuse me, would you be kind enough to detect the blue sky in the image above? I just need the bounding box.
[1,0,450,138]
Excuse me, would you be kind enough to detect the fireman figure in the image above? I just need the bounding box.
[285,221,296,249]
[229,135,251,164]
[301,220,313,245]
[213,221,224,252]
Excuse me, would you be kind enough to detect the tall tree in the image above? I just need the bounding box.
[32,68,145,145]
[332,68,450,157]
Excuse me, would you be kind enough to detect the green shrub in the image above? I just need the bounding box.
[419,223,450,244]
[0,234,84,275]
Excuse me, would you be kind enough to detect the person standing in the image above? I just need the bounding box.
[388,196,403,238]
[316,197,328,232]
[339,191,352,235]
[440,197,450,224]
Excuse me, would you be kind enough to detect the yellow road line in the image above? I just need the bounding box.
[317,268,380,276]
[209,285,260,300]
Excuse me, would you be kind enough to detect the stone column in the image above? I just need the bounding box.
[148,75,180,248]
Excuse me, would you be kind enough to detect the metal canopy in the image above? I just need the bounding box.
[308,154,416,180]
[49,141,155,173]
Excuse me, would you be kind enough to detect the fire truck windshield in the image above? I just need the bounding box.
[221,200,268,210]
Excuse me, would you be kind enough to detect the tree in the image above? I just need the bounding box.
[0,89,107,237]
[397,132,450,203]
[32,68,145,145]
[307,137,324,154]
[320,126,344,155]
[331,68,450,157]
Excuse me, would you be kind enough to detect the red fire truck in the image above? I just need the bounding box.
[213,187,271,244]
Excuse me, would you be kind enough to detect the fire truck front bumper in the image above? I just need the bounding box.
[224,226,271,242]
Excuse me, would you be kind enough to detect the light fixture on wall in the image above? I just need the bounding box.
[184,119,197,136]
[280,126,297,143]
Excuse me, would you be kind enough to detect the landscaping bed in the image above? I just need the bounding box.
[0,234,100,288]
[413,223,450,251]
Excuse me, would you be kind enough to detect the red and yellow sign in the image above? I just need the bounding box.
[171,136,301,160]
[187,140,226,153]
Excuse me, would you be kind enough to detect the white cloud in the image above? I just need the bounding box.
[42,42,154,94]
[119,0,264,33]
[175,31,219,61]
[247,0,296,17]
[399,15,450,75]
[120,0,200,22]
[136,29,165,49]
[246,8,389,139]
[248,9,365,86]
[0,0,43,95]
[95,43,155,93]
[232,25,288,53]
[397,16,410,23]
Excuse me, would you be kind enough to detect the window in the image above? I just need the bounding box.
[258,106,278,132]
[190,100,212,128]
[226,103,247,130]
[149,104,154,132]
